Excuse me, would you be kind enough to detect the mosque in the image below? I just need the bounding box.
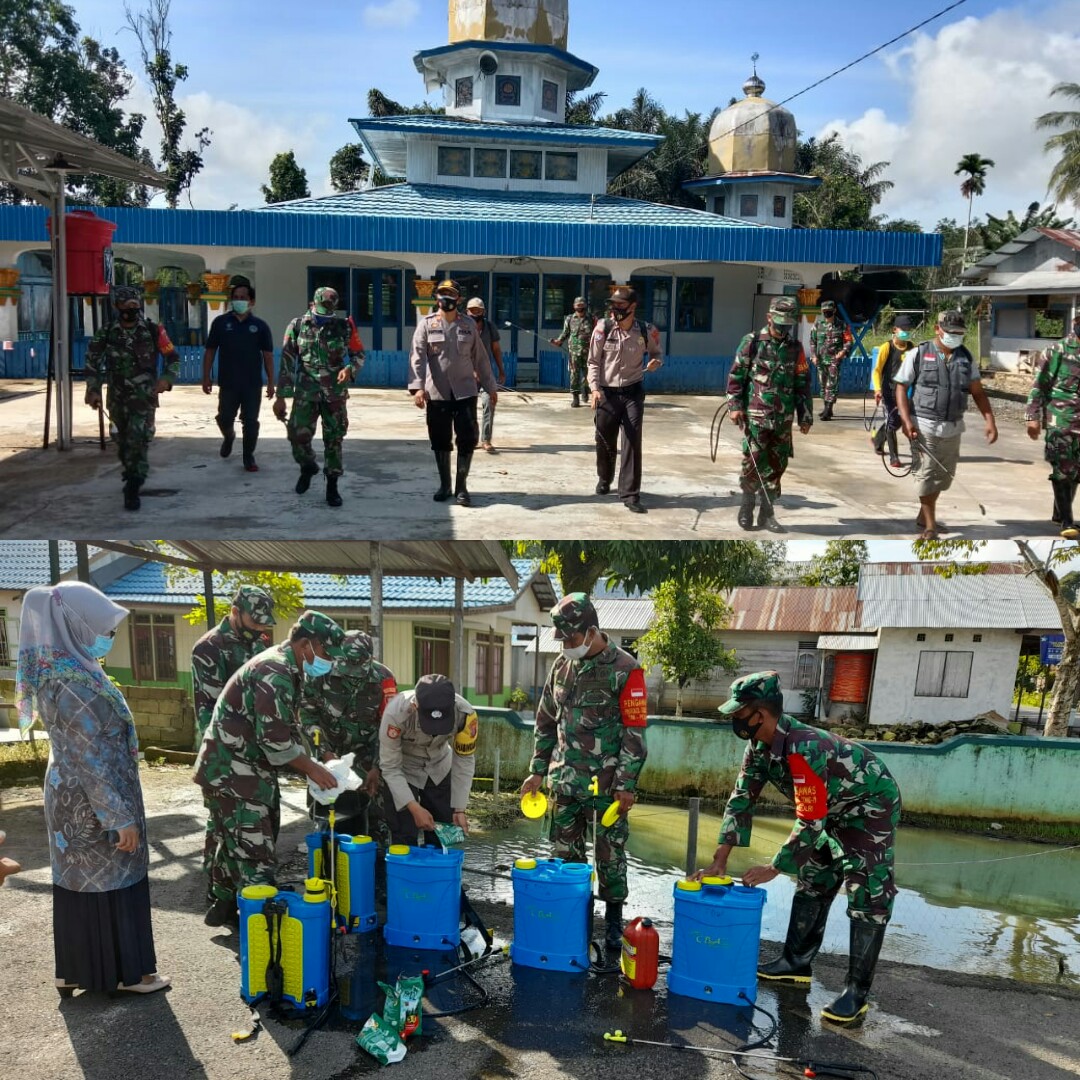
[0,0,940,390]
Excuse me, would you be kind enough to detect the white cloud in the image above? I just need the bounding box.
[814,4,1080,228]
[362,0,420,29]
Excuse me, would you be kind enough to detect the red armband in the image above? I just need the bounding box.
[619,667,648,728]
[379,677,397,716]
[787,752,827,820]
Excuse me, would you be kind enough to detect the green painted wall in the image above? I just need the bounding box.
[473,710,1080,825]
[105,666,194,696]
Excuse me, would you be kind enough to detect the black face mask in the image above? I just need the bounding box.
[237,625,264,644]
[731,709,765,742]
[437,296,458,312]
[611,305,632,320]
[118,309,139,323]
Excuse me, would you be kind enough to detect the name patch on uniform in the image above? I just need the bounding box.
[619,668,648,728]
[428,331,445,343]
[454,713,479,756]
[787,752,827,820]
[387,725,401,740]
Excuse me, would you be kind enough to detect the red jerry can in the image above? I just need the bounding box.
[620,916,660,989]
[46,211,117,295]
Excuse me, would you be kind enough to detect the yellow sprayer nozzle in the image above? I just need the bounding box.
[603,1030,628,1043]
[589,775,599,796]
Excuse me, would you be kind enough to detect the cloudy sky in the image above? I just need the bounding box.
[65,0,1080,224]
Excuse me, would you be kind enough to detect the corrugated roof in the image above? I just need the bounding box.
[1038,227,1080,252]
[960,226,1080,280]
[0,541,97,590]
[937,268,1080,297]
[592,598,654,632]
[857,562,1062,630]
[817,633,879,651]
[726,586,859,632]
[350,114,660,146]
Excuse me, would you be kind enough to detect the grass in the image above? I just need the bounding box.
[0,738,49,786]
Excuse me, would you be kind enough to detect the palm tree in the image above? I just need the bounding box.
[955,153,995,265]
[1036,82,1080,206]
[565,89,606,126]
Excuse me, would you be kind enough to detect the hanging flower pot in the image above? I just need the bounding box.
[202,271,230,294]
[0,268,19,290]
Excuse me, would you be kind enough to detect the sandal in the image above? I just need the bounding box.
[55,977,79,999]
[917,528,939,541]
[116,974,171,994]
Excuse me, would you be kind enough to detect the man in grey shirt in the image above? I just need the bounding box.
[409,279,498,506]
[466,297,506,453]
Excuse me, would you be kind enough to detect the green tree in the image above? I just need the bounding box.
[565,88,606,126]
[978,201,1073,252]
[261,150,310,204]
[329,143,371,192]
[162,566,306,627]
[637,581,739,717]
[124,0,211,208]
[793,133,894,231]
[799,540,869,587]
[1036,82,1080,207]
[609,109,714,208]
[954,153,995,266]
[366,88,443,118]
[913,538,1079,737]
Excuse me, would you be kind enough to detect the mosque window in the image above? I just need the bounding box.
[542,80,559,113]
[510,150,542,180]
[713,196,726,216]
[675,278,713,332]
[438,146,472,177]
[545,152,578,182]
[496,76,521,106]
[739,194,759,217]
[773,195,787,218]
[455,77,474,107]
[474,148,508,178]
[542,275,583,327]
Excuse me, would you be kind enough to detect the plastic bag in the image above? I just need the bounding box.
[308,752,363,805]
[433,822,465,850]
[397,975,424,1039]
[357,1012,407,1065]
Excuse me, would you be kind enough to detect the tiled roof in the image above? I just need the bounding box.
[0,541,94,590]
[349,114,660,147]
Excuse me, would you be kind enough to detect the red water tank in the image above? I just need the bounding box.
[46,211,117,295]
[620,916,659,989]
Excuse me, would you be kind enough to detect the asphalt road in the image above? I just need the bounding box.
[2,767,1079,1080]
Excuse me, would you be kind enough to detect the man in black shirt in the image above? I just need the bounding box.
[202,281,275,471]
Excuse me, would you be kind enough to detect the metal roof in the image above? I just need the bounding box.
[960,226,1080,281]
[935,269,1080,297]
[0,541,88,590]
[817,633,879,651]
[0,196,943,268]
[412,41,599,93]
[684,171,822,190]
[856,563,1062,630]
[726,586,860,632]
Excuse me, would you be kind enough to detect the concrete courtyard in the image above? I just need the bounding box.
[0,380,1056,540]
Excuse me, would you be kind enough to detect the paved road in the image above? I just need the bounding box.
[0,381,1059,539]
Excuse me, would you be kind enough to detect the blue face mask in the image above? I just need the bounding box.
[313,313,334,326]
[304,653,333,678]
[87,634,115,659]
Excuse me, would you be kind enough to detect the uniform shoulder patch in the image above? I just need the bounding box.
[386,725,401,740]
[454,712,479,756]
[619,668,648,728]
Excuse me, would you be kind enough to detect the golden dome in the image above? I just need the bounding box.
[707,73,797,176]
[449,0,569,48]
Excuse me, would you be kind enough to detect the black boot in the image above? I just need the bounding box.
[1053,479,1078,539]
[295,461,320,494]
[758,497,785,533]
[241,425,259,472]
[122,478,141,511]
[325,474,343,508]
[204,896,239,929]
[821,920,887,1024]
[433,451,453,502]
[759,892,833,984]
[571,392,581,408]
[217,419,235,458]
[820,401,833,421]
[737,491,756,530]
[604,902,624,951]
[455,450,474,507]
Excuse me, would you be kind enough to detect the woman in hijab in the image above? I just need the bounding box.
[16,582,169,996]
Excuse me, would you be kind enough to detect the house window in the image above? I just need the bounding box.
[586,275,612,315]
[354,271,400,324]
[474,632,505,699]
[0,608,9,666]
[414,626,451,681]
[793,648,819,689]
[545,152,578,181]
[342,617,371,632]
[474,148,508,179]
[132,614,176,682]
[714,195,726,215]
[675,278,713,332]
[496,76,521,106]
[542,80,559,113]
[944,633,954,642]
[973,634,982,643]
[510,150,542,180]
[773,195,787,218]
[914,651,973,698]
[542,274,583,327]
[740,193,759,217]
[630,276,672,331]
[916,633,926,642]
[437,146,471,177]
[455,77,474,107]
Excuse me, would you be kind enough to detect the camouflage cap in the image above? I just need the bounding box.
[414,673,457,735]
[717,670,784,716]
[233,584,276,626]
[551,592,599,641]
[938,309,966,332]
[768,297,798,325]
[112,285,142,305]
[574,296,587,306]
[312,286,339,315]
[339,629,374,675]
[294,609,346,657]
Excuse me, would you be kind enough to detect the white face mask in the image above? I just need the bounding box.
[940,331,964,349]
[562,628,594,661]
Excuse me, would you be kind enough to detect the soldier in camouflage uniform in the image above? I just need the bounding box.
[299,630,398,845]
[550,297,595,407]
[193,610,344,926]
[726,296,814,533]
[1026,312,1080,539]
[699,670,902,1024]
[85,285,180,511]
[809,300,853,421]
[273,286,365,508]
[520,593,648,949]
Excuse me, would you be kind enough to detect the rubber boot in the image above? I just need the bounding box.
[1053,479,1078,539]
[571,392,581,408]
[821,920,887,1024]
[123,478,141,512]
[820,401,833,421]
[242,426,259,472]
[433,451,453,502]
[203,896,239,929]
[737,491,756,530]
[604,902,624,951]
[325,474,343,508]
[758,497,785,534]
[455,450,474,507]
[758,892,833,984]
[217,419,235,458]
[295,461,319,494]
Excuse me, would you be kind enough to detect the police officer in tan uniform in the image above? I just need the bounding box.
[587,286,664,513]
[378,673,478,845]
[409,279,498,507]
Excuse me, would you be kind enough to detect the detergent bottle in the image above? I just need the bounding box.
[620,916,659,989]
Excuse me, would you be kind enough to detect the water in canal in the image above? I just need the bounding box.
[465,802,1080,989]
